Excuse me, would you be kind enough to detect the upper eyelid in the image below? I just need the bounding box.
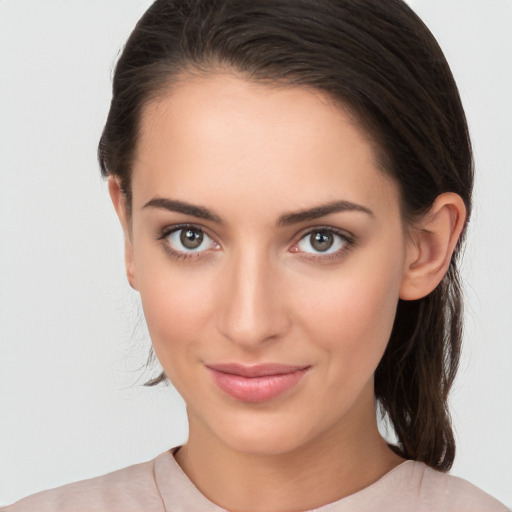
[157,224,218,255]
[159,225,218,258]
[294,225,355,243]
[158,223,216,241]
[157,223,355,248]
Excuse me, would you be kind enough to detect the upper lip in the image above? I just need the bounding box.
[206,363,310,378]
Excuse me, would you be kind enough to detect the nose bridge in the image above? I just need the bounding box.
[217,243,288,347]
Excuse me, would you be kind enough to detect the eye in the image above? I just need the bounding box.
[160,225,219,257]
[295,228,352,256]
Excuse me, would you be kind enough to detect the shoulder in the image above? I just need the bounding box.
[391,461,509,512]
[1,455,166,512]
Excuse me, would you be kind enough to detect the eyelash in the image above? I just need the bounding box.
[292,226,356,262]
[157,223,218,262]
[156,224,356,263]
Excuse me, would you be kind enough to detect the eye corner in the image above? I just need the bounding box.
[292,226,356,261]
[156,223,220,261]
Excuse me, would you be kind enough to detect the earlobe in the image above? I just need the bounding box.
[399,193,466,301]
[108,177,139,291]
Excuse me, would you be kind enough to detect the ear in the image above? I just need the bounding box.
[400,192,466,301]
[108,177,138,290]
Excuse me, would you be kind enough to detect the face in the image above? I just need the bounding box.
[123,74,411,456]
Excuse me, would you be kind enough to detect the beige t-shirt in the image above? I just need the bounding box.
[2,448,508,512]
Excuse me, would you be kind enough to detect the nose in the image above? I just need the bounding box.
[216,247,291,348]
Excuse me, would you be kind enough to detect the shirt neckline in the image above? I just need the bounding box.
[154,446,422,511]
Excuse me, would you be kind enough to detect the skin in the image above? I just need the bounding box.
[110,73,466,511]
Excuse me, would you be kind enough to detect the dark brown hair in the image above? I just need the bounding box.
[98,0,473,471]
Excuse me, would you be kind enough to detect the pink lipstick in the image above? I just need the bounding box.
[206,363,310,403]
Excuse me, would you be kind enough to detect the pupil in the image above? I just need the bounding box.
[311,232,333,252]
[180,229,203,249]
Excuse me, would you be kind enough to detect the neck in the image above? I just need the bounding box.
[175,388,404,511]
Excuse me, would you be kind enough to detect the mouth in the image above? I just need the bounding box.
[205,363,311,403]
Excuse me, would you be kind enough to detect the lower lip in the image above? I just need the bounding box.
[207,367,309,403]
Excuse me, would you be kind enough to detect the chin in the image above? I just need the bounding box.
[223,430,309,457]
[203,409,325,458]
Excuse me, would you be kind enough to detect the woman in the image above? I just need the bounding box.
[2,0,509,510]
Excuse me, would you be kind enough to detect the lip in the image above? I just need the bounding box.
[206,363,311,403]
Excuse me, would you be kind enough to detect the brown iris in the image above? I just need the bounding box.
[310,231,334,252]
[180,228,204,249]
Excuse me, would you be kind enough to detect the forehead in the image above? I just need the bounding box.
[132,73,400,221]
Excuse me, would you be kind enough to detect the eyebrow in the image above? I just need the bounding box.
[276,200,373,226]
[143,197,373,226]
[143,197,223,223]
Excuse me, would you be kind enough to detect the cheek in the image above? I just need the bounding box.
[293,256,403,374]
[134,252,216,368]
